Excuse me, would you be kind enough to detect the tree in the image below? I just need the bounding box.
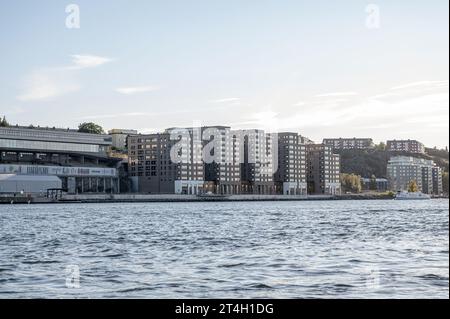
[376,142,386,151]
[78,122,104,134]
[408,180,419,193]
[0,116,10,127]
[340,173,362,193]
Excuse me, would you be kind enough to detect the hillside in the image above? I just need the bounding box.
[337,147,449,178]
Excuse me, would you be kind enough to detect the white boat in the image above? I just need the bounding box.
[395,191,431,200]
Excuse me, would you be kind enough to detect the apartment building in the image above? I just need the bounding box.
[275,132,307,195]
[128,129,204,195]
[201,126,241,195]
[432,166,443,195]
[128,126,244,195]
[238,129,276,195]
[307,144,341,195]
[386,139,426,154]
[323,138,374,150]
[387,156,442,195]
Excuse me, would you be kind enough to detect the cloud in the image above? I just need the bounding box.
[234,88,448,147]
[80,112,151,120]
[17,68,81,101]
[116,86,160,95]
[210,98,241,103]
[314,92,358,98]
[69,54,114,69]
[17,54,114,102]
[390,80,448,91]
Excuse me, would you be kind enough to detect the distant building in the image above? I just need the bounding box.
[386,139,425,154]
[203,126,241,195]
[275,132,307,195]
[0,126,120,194]
[299,135,315,145]
[323,138,374,150]
[432,166,443,196]
[108,129,138,150]
[387,156,442,195]
[361,177,388,192]
[307,144,341,195]
[238,129,276,195]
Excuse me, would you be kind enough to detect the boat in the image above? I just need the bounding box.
[395,191,431,200]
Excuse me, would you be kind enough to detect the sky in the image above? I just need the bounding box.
[0,0,448,148]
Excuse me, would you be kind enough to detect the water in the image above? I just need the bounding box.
[0,200,448,299]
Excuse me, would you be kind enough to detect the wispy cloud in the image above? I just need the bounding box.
[210,98,241,103]
[314,92,358,98]
[116,86,160,95]
[17,54,114,102]
[390,80,448,90]
[80,112,151,120]
[69,54,114,70]
[17,68,81,102]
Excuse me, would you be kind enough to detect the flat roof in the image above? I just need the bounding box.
[0,127,112,146]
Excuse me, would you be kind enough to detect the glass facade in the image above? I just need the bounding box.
[0,138,100,153]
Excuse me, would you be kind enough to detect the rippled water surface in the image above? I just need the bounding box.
[0,200,448,298]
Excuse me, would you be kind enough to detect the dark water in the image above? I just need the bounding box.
[0,200,448,299]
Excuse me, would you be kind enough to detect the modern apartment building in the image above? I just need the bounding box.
[128,128,205,195]
[307,144,341,195]
[432,166,443,195]
[238,129,276,195]
[387,156,442,195]
[202,126,241,195]
[275,132,307,195]
[323,138,374,150]
[386,139,426,154]
[0,126,120,194]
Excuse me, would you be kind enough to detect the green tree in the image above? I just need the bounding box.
[78,122,104,134]
[408,180,419,193]
[376,142,386,151]
[0,116,10,127]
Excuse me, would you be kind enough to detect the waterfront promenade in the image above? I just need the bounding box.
[0,193,401,204]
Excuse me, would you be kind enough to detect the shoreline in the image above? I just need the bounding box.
[1,193,447,205]
[0,193,407,204]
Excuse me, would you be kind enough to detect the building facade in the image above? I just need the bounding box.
[202,126,241,195]
[275,132,307,195]
[323,138,374,150]
[307,144,341,195]
[128,128,205,195]
[108,129,138,151]
[361,177,389,192]
[238,129,277,195]
[387,156,442,195]
[0,126,120,194]
[386,140,426,154]
[432,166,443,195]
